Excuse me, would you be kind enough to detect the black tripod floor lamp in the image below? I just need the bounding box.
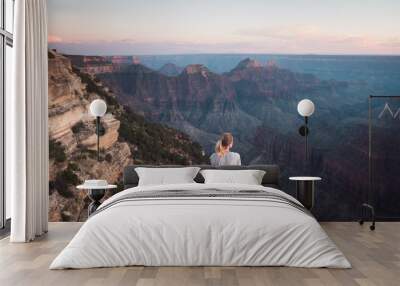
[359,95,400,231]
[359,95,376,230]
[90,99,107,161]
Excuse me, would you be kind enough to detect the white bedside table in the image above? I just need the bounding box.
[289,177,322,210]
[77,184,117,216]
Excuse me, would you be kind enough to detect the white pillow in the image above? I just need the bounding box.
[200,169,266,185]
[135,167,201,186]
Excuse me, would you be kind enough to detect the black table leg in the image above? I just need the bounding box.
[296,180,315,210]
[359,203,376,231]
[87,189,105,216]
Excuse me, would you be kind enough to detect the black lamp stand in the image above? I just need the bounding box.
[96,116,100,161]
[305,116,309,161]
[357,95,400,231]
[89,116,105,216]
[359,96,376,230]
[299,116,310,166]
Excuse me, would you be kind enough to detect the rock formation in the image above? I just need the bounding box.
[48,50,207,221]
[158,63,184,76]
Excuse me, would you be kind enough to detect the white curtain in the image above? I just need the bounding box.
[9,0,49,242]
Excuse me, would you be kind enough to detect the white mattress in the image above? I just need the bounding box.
[50,183,351,269]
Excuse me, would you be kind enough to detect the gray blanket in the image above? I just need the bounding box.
[92,189,308,217]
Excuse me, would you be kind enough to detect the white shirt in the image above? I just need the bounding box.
[209,152,241,167]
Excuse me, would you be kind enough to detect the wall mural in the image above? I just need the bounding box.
[47,0,400,221]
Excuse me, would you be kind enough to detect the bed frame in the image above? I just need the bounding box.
[123,165,281,190]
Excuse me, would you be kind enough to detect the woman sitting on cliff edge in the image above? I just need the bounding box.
[210,132,241,166]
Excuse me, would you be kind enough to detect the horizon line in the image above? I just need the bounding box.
[52,50,400,57]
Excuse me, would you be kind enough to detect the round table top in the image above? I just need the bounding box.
[77,184,117,190]
[289,176,322,181]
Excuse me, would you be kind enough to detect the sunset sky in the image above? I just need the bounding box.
[48,0,400,55]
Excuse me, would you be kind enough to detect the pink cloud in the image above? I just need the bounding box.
[48,35,63,43]
[47,26,400,55]
[234,26,400,54]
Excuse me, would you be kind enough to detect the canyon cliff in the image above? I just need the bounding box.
[92,57,368,220]
[51,52,400,220]
[48,50,207,221]
[96,58,349,155]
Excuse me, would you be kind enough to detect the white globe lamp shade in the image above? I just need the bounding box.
[297,99,315,117]
[90,99,107,117]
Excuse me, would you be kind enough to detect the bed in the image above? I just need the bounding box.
[50,165,350,269]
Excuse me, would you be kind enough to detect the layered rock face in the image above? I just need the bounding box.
[97,58,348,156]
[93,56,372,220]
[98,60,264,153]
[48,51,207,221]
[159,63,184,76]
[48,51,133,221]
[56,53,400,220]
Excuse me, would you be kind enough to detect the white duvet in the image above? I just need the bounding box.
[50,183,351,269]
